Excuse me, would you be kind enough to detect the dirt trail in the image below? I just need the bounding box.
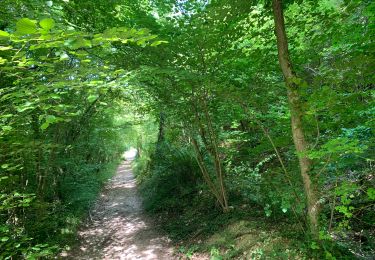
[68,160,175,260]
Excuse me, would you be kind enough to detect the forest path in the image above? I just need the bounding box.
[68,159,175,260]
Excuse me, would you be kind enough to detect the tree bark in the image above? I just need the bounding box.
[189,92,229,212]
[271,0,319,236]
[157,112,165,144]
[201,97,228,212]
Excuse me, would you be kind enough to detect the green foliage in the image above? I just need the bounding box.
[0,3,161,256]
[130,0,373,257]
[1,0,374,258]
[135,142,201,213]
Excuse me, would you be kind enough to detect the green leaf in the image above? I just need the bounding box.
[264,204,272,217]
[40,115,63,130]
[310,242,320,250]
[1,237,9,242]
[367,188,375,200]
[0,57,7,64]
[335,205,353,218]
[16,18,37,35]
[0,30,10,39]
[16,102,35,112]
[40,18,55,30]
[46,115,56,124]
[1,164,9,169]
[2,126,12,132]
[0,46,12,51]
[0,176,9,180]
[40,115,56,130]
[87,95,98,102]
[50,94,61,100]
[69,37,92,50]
[60,53,69,60]
[40,122,50,130]
[150,40,168,47]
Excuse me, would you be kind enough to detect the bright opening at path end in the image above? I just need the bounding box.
[124,147,137,160]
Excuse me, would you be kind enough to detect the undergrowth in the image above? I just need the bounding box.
[133,141,363,259]
[55,160,121,247]
[0,158,122,259]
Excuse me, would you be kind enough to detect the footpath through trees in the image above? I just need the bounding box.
[66,159,174,260]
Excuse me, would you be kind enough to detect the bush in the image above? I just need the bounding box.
[134,142,201,213]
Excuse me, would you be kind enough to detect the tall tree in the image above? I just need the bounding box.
[271,0,319,236]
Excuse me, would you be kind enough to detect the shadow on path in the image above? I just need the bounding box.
[66,160,175,260]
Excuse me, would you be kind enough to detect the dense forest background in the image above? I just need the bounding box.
[0,0,374,259]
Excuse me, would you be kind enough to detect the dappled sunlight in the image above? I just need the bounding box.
[66,160,174,259]
[111,179,137,189]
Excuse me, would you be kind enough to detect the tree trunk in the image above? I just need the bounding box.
[189,93,229,212]
[201,97,229,212]
[271,0,319,236]
[157,112,165,144]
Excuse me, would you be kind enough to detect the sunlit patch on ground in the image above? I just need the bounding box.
[65,160,174,259]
